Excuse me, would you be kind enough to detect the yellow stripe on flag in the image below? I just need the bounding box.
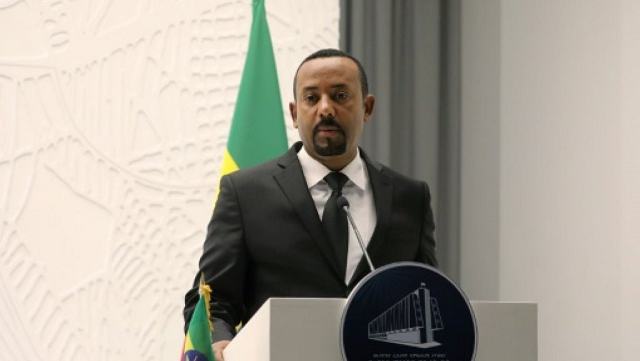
[214,149,240,205]
[184,334,194,352]
[220,149,240,177]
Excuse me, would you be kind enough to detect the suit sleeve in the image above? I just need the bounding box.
[417,181,438,267]
[183,174,247,342]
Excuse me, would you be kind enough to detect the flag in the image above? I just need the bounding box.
[219,0,288,181]
[181,275,215,361]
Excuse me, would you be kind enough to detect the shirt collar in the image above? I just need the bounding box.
[297,146,368,191]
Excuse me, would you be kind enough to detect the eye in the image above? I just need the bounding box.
[303,94,318,103]
[335,91,349,101]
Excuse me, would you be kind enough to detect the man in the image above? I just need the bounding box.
[183,49,437,360]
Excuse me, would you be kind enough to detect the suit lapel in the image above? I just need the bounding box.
[348,150,393,290]
[273,144,345,284]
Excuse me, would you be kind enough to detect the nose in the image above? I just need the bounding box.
[319,94,335,118]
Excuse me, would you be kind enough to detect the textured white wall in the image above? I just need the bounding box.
[461,1,640,360]
[0,0,339,360]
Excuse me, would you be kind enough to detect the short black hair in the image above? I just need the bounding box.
[292,48,369,100]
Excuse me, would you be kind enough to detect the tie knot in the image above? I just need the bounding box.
[324,172,349,192]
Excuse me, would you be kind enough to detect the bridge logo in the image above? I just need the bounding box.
[367,283,443,348]
[341,262,477,361]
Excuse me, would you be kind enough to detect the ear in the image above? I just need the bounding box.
[363,95,375,124]
[289,102,298,128]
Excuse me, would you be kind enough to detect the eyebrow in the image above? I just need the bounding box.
[300,83,349,92]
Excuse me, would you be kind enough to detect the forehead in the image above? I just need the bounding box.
[296,57,360,90]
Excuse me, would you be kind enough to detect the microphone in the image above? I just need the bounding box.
[337,196,375,272]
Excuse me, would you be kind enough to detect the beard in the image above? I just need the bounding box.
[314,137,346,156]
[313,117,347,156]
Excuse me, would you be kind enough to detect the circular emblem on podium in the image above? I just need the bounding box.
[341,262,477,361]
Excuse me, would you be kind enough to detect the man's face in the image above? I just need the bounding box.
[290,57,375,170]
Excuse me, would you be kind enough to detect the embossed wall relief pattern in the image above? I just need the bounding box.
[0,0,339,360]
[0,55,216,361]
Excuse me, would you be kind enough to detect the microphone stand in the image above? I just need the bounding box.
[337,196,375,272]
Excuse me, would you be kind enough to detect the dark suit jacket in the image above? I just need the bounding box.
[183,142,437,342]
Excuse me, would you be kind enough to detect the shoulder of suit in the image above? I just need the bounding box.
[363,155,427,188]
[224,156,283,180]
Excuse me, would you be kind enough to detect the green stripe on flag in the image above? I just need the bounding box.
[183,295,215,361]
[225,0,288,171]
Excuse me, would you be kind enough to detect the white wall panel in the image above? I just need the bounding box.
[461,1,640,360]
[500,2,622,359]
[0,1,339,360]
[620,2,640,359]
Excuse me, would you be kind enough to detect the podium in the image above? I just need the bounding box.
[223,298,537,361]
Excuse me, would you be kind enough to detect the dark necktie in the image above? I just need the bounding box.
[322,171,350,279]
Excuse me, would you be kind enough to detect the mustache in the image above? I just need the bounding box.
[313,117,344,134]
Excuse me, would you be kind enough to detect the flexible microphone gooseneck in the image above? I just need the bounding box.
[336,196,375,272]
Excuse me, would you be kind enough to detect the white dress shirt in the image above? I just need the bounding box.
[297,146,376,284]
